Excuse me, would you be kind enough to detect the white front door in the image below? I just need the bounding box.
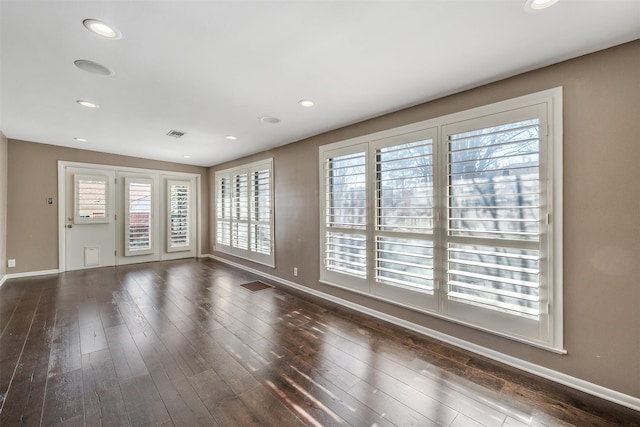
[64,167,117,271]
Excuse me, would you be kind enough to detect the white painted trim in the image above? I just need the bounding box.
[208,254,640,412]
[0,274,7,288]
[57,161,66,271]
[5,269,59,280]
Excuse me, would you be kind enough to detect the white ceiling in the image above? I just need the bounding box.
[1,1,638,167]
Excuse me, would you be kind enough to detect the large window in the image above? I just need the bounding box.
[215,159,274,266]
[320,89,563,351]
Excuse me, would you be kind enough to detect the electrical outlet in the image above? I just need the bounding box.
[293,267,298,277]
[8,259,16,268]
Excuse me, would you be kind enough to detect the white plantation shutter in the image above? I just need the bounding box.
[125,177,153,256]
[442,104,549,341]
[214,159,274,266]
[250,168,272,255]
[322,146,368,289]
[167,180,191,251]
[371,129,439,310]
[232,173,249,250]
[319,89,562,350]
[216,176,231,247]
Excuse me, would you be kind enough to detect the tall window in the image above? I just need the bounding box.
[125,177,153,256]
[167,180,193,252]
[215,159,274,266]
[320,89,563,351]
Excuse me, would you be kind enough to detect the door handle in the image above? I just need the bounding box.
[66,224,73,228]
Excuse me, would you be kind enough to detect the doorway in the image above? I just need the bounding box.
[59,162,200,272]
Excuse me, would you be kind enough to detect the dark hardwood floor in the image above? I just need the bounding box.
[0,259,637,426]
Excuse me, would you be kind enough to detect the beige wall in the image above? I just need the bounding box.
[0,132,7,278]
[6,140,209,274]
[211,40,640,397]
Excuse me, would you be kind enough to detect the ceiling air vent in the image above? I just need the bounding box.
[166,130,186,138]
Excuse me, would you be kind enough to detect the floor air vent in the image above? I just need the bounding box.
[240,281,274,292]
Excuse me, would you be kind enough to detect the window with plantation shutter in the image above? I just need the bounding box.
[215,159,274,266]
[371,130,438,310]
[125,177,153,256]
[250,168,272,255]
[74,174,109,224]
[321,146,368,291]
[325,151,368,274]
[232,173,249,250]
[216,176,231,248]
[167,180,191,251]
[319,88,563,351]
[444,113,541,316]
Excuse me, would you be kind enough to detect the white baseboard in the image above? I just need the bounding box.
[5,269,59,280]
[0,274,6,288]
[207,254,640,412]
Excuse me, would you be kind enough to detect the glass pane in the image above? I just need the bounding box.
[76,176,107,219]
[169,183,190,247]
[448,119,540,240]
[128,182,152,251]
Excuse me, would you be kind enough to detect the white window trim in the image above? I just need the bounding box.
[319,88,563,352]
[214,158,275,268]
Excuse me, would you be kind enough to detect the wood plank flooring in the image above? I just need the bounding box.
[0,258,637,426]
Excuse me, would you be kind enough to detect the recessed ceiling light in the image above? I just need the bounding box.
[83,19,121,39]
[524,0,559,12]
[74,59,112,76]
[76,100,99,108]
[74,137,87,142]
[298,99,315,108]
[225,135,237,140]
[260,116,281,124]
[183,155,191,159]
